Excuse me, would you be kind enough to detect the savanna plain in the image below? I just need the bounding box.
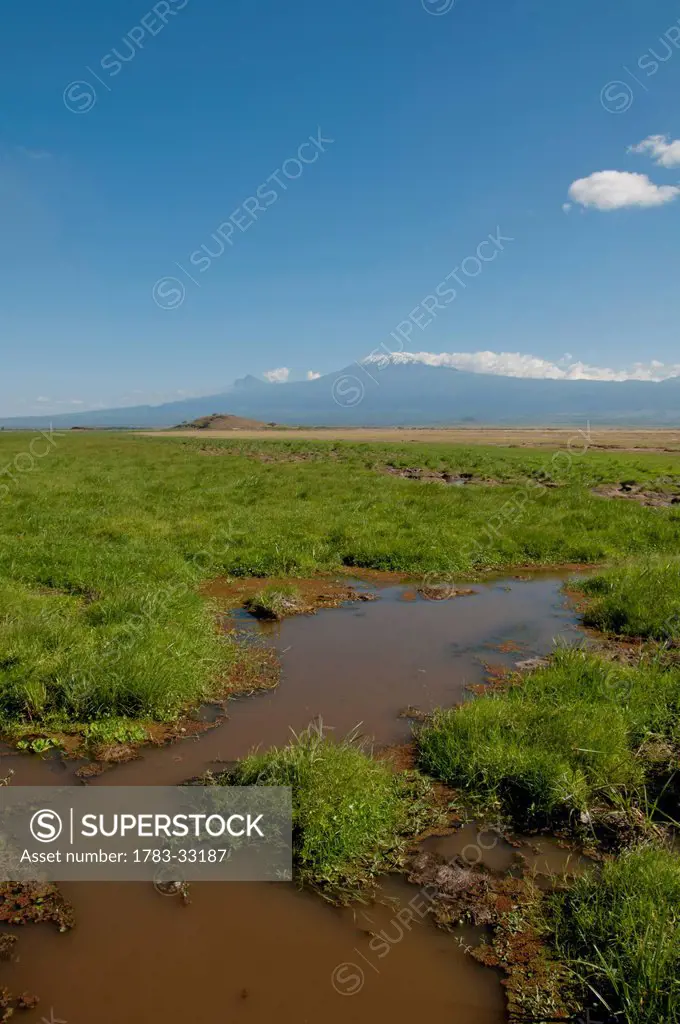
[0,429,679,1023]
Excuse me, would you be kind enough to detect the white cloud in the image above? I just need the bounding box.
[567,170,680,210]
[362,350,680,382]
[562,202,572,213]
[629,134,680,168]
[263,367,290,384]
[306,370,321,380]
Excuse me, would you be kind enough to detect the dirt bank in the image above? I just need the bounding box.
[203,573,400,619]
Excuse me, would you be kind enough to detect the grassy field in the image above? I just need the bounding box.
[2,429,680,1020]
[1,430,680,738]
[175,433,680,487]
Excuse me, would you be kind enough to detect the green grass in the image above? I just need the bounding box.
[1,431,680,734]
[244,584,305,620]
[578,559,680,641]
[417,648,680,828]
[551,846,680,1023]
[220,724,437,898]
[0,579,227,726]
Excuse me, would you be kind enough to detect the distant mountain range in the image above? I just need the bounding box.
[2,359,679,429]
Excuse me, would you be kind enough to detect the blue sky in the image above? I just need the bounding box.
[1,0,679,416]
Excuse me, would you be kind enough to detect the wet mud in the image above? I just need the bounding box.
[382,467,502,486]
[205,573,391,619]
[592,481,680,508]
[422,824,595,883]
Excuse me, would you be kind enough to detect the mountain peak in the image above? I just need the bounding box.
[361,352,459,370]
[232,374,269,390]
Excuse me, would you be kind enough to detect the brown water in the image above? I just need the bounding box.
[4,877,504,1024]
[0,574,583,1024]
[423,824,595,881]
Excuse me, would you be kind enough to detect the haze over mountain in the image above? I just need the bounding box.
[1,355,679,429]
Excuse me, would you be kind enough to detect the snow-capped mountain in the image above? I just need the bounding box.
[1,356,679,428]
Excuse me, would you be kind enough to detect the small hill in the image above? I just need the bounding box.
[173,413,275,431]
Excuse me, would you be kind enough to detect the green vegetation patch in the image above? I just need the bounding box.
[417,648,680,828]
[221,725,437,899]
[551,846,680,1024]
[0,579,230,731]
[244,584,306,620]
[578,558,680,641]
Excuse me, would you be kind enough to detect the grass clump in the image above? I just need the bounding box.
[578,559,680,641]
[551,846,680,1023]
[417,648,680,828]
[223,724,437,899]
[244,585,306,620]
[0,581,225,725]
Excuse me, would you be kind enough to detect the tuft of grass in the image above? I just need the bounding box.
[417,648,680,828]
[0,581,226,724]
[222,723,437,899]
[244,585,306,620]
[550,846,680,1023]
[577,559,680,641]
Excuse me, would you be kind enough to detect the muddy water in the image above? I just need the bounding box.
[5,876,504,1024]
[1,574,583,1024]
[423,824,595,882]
[259,573,582,747]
